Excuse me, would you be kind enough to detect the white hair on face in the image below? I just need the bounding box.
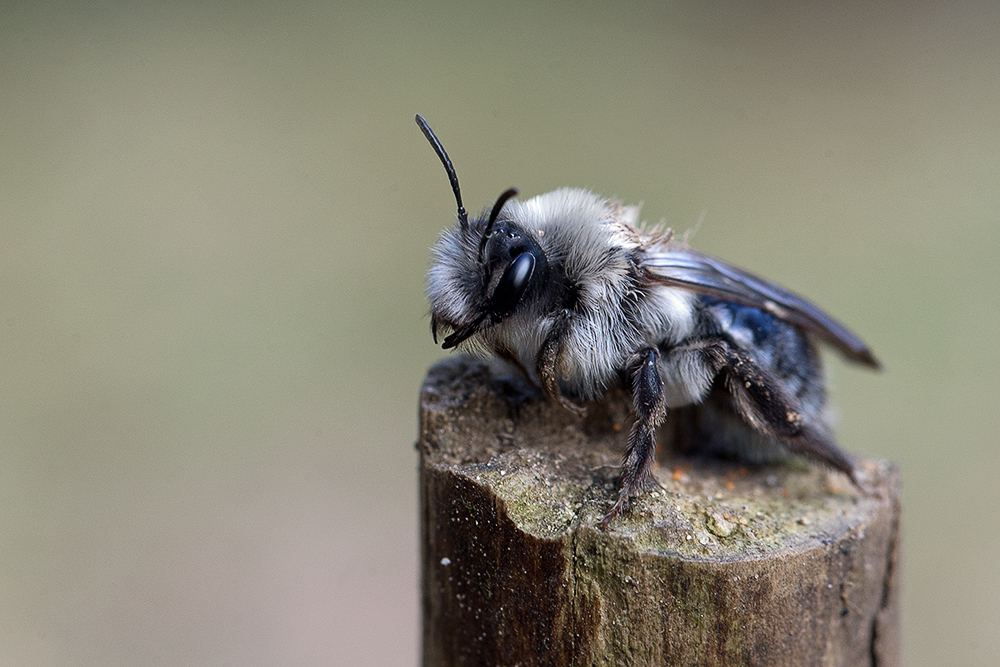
[426,220,480,329]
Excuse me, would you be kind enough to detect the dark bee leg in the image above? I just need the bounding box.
[602,347,666,526]
[536,309,587,417]
[702,339,858,482]
[495,343,534,384]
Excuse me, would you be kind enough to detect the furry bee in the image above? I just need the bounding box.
[416,115,880,525]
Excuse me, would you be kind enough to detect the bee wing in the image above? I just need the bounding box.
[642,248,880,368]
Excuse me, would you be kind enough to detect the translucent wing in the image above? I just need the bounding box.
[642,247,880,368]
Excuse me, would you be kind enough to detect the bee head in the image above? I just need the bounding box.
[417,115,551,350]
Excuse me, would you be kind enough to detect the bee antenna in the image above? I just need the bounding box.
[415,114,468,229]
[477,187,519,263]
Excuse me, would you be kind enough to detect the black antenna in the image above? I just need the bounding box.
[477,187,519,263]
[415,115,468,229]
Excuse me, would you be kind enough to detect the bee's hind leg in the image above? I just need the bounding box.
[602,347,666,527]
[702,339,858,484]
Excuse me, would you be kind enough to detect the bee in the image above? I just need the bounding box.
[416,115,880,525]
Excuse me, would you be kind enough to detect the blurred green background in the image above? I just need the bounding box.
[2,1,997,664]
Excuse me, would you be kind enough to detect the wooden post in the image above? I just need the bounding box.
[419,357,901,667]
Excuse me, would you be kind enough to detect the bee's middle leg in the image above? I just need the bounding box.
[602,346,666,526]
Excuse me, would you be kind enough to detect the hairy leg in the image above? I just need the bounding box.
[701,338,857,481]
[602,347,667,526]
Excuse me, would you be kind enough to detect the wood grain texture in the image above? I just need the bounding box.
[419,357,901,667]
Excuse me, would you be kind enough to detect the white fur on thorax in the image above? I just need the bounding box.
[483,189,698,397]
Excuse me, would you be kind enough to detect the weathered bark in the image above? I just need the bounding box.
[419,356,901,667]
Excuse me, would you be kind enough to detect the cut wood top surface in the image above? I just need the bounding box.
[419,355,898,560]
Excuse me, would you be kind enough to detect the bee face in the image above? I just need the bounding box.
[430,211,552,350]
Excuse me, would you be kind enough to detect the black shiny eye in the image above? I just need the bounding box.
[488,252,535,320]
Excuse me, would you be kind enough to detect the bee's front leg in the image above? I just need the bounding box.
[602,347,666,526]
[536,309,587,417]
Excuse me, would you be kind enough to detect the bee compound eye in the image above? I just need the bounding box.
[489,252,536,320]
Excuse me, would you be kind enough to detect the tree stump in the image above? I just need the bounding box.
[418,357,901,667]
